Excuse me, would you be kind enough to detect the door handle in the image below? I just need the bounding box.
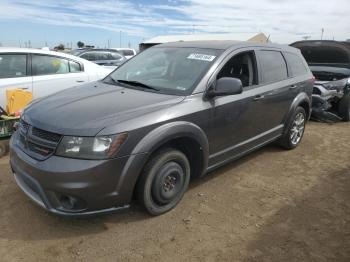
[289,85,298,90]
[76,80,85,83]
[253,95,265,101]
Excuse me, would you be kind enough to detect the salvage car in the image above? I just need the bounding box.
[10,41,313,217]
[0,48,111,111]
[291,41,350,122]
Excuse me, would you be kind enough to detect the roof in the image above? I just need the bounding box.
[0,47,88,61]
[142,32,269,44]
[156,40,297,52]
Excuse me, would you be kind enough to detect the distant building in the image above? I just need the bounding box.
[139,32,270,51]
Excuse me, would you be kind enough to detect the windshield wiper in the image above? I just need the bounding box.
[116,79,160,91]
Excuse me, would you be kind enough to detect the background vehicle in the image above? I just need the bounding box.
[291,40,350,122]
[10,41,313,217]
[0,48,111,110]
[75,49,127,67]
[111,48,137,59]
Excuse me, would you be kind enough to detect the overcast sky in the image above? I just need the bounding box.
[0,0,349,48]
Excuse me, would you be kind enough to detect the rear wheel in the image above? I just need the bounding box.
[137,148,190,215]
[338,93,350,122]
[278,107,306,150]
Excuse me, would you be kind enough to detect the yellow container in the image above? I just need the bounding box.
[6,89,33,115]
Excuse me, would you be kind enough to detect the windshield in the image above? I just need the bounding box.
[106,47,222,95]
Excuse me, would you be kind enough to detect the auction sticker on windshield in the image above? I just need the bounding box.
[187,53,216,62]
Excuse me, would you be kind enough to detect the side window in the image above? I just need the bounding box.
[80,53,91,60]
[99,52,110,60]
[284,52,308,76]
[217,51,257,87]
[69,60,82,72]
[122,50,134,56]
[110,52,123,60]
[32,55,69,76]
[258,51,288,83]
[0,54,27,79]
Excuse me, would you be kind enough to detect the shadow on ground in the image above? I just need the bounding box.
[244,167,350,262]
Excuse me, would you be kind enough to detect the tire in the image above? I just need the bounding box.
[137,148,191,216]
[0,141,8,158]
[338,93,350,122]
[278,107,306,150]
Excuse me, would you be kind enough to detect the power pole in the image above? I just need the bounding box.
[119,31,122,47]
[321,28,324,40]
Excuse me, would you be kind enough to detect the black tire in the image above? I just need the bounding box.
[137,148,190,216]
[0,141,8,158]
[278,107,306,150]
[338,93,350,122]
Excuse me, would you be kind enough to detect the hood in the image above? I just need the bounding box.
[310,66,350,82]
[23,81,185,136]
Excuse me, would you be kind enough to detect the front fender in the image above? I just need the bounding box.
[115,121,209,204]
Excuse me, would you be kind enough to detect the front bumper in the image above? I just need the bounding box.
[10,132,146,217]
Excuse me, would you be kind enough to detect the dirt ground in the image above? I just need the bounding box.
[0,121,349,262]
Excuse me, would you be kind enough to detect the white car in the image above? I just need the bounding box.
[112,48,137,59]
[0,48,112,111]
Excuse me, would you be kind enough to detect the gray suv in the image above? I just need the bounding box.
[10,41,313,216]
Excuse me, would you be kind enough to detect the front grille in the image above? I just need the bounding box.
[28,141,54,156]
[17,120,62,159]
[32,127,61,143]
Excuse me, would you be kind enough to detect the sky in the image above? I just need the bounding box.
[0,0,349,49]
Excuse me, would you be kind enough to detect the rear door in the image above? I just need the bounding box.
[31,54,89,99]
[253,49,296,130]
[0,53,33,110]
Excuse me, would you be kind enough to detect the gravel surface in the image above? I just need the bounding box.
[0,121,349,262]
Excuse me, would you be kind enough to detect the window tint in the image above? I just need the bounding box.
[32,55,69,76]
[259,51,288,83]
[0,54,27,78]
[121,50,134,56]
[69,60,82,72]
[285,52,308,76]
[217,51,257,87]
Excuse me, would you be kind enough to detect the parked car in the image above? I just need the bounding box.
[291,40,350,122]
[0,48,111,111]
[111,48,137,59]
[10,41,313,217]
[75,49,127,67]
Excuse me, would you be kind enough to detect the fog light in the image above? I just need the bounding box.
[59,195,86,211]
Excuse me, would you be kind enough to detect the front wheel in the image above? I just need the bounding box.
[278,107,306,150]
[137,148,190,215]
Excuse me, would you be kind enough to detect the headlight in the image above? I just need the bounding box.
[56,133,128,159]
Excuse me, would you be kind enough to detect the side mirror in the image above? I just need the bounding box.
[207,77,243,98]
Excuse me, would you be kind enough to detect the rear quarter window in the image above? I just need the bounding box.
[258,51,288,83]
[285,52,309,76]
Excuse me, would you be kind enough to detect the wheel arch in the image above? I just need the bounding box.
[116,121,209,204]
[283,92,311,134]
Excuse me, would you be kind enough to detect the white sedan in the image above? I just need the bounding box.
[0,47,112,111]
